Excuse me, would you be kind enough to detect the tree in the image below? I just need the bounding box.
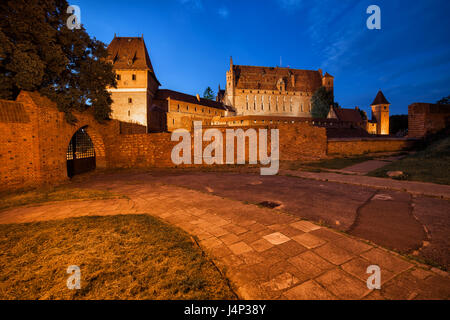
[390,115,408,136]
[0,0,116,123]
[358,108,368,121]
[437,95,450,104]
[311,86,333,118]
[203,87,215,100]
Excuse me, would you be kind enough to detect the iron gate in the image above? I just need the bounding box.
[67,127,96,178]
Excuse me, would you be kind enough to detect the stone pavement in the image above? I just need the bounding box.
[1,173,449,300]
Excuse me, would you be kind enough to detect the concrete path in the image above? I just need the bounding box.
[336,154,406,175]
[1,172,449,300]
[282,170,450,200]
[339,160,391,175]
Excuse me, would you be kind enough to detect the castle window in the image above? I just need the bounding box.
[128,98,132,104]
[177,104,180,111]
[116,74,121,80]
[128,110,130,116]
[195,107,197,112]
[186,105,189,111]
[132,74,136,80]
[301,103,303,112]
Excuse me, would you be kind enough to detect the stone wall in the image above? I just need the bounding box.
[327,138,414,156]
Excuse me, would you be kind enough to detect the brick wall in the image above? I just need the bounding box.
[0,91,121,192]
[0,91,419,192]
[107,123,327,168]
[408,103,450,138]
[327,138,414,156]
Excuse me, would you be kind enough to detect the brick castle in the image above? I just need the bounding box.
[105,36,389,135]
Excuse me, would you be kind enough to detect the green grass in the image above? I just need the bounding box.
[0,214,236,300]
[0,186,126,212]
[368,136,450,185]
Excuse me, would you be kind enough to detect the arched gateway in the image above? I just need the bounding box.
[66,126,96,178]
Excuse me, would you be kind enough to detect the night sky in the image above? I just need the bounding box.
[75,0,450,115]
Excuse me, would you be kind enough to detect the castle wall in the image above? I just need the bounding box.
[0,92,121,192]
[232,90,313,117]
[327,138,413,156]
[0,92,416,192]
[408,103,450,138]
[151,97,227,132]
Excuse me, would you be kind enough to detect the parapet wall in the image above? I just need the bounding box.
[327,138,414,156]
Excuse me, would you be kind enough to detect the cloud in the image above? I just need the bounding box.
[217,6,229,18]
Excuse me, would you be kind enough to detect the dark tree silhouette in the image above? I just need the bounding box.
[311,86,333,118]
[437,95,450,104]
[203,87,215,100]
[0,0,116,123]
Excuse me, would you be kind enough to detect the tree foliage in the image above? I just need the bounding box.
[203,86,215,100]
[0,0,116,123]
[311,86,333,118]
[390,115,408,136]
[437,95,450,105]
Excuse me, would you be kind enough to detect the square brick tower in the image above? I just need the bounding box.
[370,90,390,135]
[106,36,160,131]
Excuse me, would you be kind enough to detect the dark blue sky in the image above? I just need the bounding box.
[75,0,450,115]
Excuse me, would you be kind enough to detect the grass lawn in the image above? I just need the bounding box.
[0,186,126,212]
[368,136,450,185]
[0,214,236,300]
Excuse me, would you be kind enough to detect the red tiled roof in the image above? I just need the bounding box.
[332,106,363,123]
[232,65,323,92]
[371,90,390,105]
[155,89,228,110]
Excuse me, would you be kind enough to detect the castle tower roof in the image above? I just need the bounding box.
[323,72,334,78]
[107,36,159,84]
[371,90,390,105]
